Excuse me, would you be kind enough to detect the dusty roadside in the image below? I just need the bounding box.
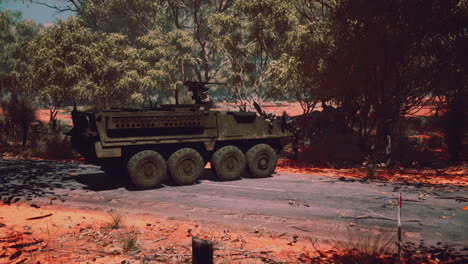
[0,203,331,264]
[1,137,467,264]
[276,159,468,186]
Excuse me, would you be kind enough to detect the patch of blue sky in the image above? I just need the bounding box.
[0,0,74,26]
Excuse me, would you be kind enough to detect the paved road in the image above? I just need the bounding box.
[1,159,467,250]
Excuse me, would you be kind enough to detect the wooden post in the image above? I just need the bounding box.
[192,236,213,264]
[397,192,402,263]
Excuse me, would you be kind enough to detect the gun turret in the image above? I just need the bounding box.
[183,81,225,108]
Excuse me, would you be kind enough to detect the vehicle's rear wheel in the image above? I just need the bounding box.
[127,150,167,189]
[211,146,246,181]
[168,148,204,185]
[246,144,277,178]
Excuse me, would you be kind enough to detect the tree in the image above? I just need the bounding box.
[29,18,93,126]
[431,0,467,162]
[208,0,295,109]
[137,27,196,104]
[0,9,40,144]
[268,0,332,115]
[324,0,455,157]
[164,0,234,83]
[0,9,41,94]
[74,32,150,109]
[78,0,163,43]
[30,18,148,121]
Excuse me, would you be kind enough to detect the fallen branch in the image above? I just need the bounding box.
[144,237,167,245]
[340,214,440,228]
[340,214,395,221]
[126,249,141,256]
[26,214,52,220]
[435,196,468,201]
[290,225,310,232]
[214,246,272,255]
[153,253,191,257]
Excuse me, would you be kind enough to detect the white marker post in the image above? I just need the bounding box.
[398,192,402,262]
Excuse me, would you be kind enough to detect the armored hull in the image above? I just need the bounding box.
[70,83,291,189]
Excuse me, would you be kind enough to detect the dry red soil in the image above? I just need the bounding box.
[0,203,333,264]
[276,159,468,186]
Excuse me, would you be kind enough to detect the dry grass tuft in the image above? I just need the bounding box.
[122,232,139,253]
[108,208,126,230]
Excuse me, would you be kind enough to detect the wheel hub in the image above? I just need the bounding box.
[142,162,156,177]
[181,159,195,175]
[258,155,269,170]
[225,156,237,171]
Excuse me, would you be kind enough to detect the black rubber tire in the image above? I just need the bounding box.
[167,148,204,185]
[246,144,277,178]
[211,146,246,181]
[127,150,167,189]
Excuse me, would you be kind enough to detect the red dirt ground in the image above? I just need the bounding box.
[0,203,332,264]
[276,159,468,186]
[35,109,72,126]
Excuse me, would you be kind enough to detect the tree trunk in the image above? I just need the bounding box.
[445,94,465,162]
[50,110,57,130]
[21,119,28,146]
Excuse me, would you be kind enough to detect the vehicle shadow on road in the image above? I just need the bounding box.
[75,172,129,191]
[78,168,229,190]
[0,159,273,201]
[160,168,225,187]
[0,159,84,204]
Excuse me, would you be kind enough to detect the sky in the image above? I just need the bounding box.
[0,0,74,26]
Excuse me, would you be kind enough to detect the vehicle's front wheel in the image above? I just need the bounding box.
[246,144,277,178]
[167,148,204,185]
[211,146,246,181]
[127,150,167,189]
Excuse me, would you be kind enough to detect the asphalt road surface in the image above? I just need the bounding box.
[1,159,467,251]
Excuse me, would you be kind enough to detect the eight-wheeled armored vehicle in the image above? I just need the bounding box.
[69,82,292,189]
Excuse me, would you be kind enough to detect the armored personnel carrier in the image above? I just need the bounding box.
[69,82,292,189]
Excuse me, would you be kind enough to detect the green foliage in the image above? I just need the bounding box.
[29,18,148,109]
[75,32,148,108]
[79,0,164,43]
[137,27,196,103]
[0,9,41,94]
[208,0,296,107]
[268,20,331,114]
[29,18,94,114]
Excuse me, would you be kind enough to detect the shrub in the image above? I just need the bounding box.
[427,134,445,150]
[31,130,74,159]
[298,133,363,164]
[330,229,397,264]
[0,93,37,146]
[122,232,139,253]
[392,133,445,166]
